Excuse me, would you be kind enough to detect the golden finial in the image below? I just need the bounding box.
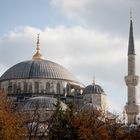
[93,76,96,85]
[36,33,40,52]
[32,33,44,60]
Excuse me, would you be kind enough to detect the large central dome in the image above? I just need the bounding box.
[0,59,78,82]
[0,34,79,83]
[0,34,84,98]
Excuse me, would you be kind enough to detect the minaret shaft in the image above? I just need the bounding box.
[125,16,139,124]
[128,55,135,75]
[127,86,136,103]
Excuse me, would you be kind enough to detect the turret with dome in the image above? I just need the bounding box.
[83,79,107,111]
[83,79,105,94]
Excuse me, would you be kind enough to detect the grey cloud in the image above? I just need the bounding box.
[52,0,140,37]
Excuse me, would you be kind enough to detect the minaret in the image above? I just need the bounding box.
[32,33,44,60]
[125,11,139,124]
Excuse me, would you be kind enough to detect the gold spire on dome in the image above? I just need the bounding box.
[32,33,44,60]
[92,76,96,85]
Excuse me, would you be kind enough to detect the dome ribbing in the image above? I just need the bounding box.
[83,83,104,94]
[0,60,78,83]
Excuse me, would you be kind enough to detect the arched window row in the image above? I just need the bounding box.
[7,81,67,95]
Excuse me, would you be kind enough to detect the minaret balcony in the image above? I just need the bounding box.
[125,104,139,115]
[125,75,139,86]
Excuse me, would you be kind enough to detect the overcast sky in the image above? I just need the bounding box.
[0,0,140,114]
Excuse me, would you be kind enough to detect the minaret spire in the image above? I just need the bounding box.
[128,9,135,55]
[125,11,139,124]
[32,33,44,60]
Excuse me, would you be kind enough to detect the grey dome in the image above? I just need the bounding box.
[23,96,67,111]
[80,103,100,111]
[0,60,78,83]
[83,83,104,94]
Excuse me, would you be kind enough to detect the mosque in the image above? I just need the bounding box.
[0,14,139,124]
[0,32,107,110]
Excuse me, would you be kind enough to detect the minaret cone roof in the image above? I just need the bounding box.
[128,13,135,55]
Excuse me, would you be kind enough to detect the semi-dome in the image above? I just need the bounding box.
[0,59,78,83]
[22,96,67,111]
[83,81,105,94]
[80,103,100,111]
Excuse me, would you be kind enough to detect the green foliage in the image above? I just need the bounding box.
[47,104,134,140]
[47,98,77,140]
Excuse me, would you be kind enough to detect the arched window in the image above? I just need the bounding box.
[29,84,32,93]
[66,84,71,95]
[17,83,21,93]
[13,83,17,93]
[7,82,12,94]
[57,83,61,94]
[35,82,39,93]
[24,82,28,93]
[46,82,50,93]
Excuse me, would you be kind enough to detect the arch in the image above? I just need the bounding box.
[17,83,21,93]
[57,83,61,94]
[7,82,12,94]
[46,82,50,93]
[29,84,32,93]
[13,83,17,93]
[34,82,39,93]
[23,82,28,93]
[66,84,71,95]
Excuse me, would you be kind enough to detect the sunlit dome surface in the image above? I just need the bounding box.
[0,60,79,83]
[23,96,67,111]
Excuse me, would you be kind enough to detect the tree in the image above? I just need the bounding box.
[125,124,140,140]
[72,109,109,140]
[105,117,128,140]
[47,98,76,140]
[47,100,131,140]
[24,104,50,140]
[0,90,25,140]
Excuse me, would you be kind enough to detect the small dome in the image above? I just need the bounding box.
[80,103,100,111]
[83,83,104,94]
[22,96,67,111]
